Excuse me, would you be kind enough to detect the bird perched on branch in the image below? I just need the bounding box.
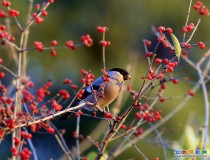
[59,68,131,121]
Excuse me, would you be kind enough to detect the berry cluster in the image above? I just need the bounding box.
[104,111,113,119]
[33,41,44,51]
[157,26,174,48]
[134,127,143,137]
[36,80,52,102]
[81,34,93,47]
[75,110,83,117]
[65,40,77,50]
[32,1,54,24]
[96,26,108,33]
[80,69,95,87]
[182,23,194,33]
[134,104,162,122]
[51,99,62,111]
[193,0,209,16]
[0,25,15,43]
[101,69,110,82]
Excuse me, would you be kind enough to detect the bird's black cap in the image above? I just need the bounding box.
[109,68,131,80]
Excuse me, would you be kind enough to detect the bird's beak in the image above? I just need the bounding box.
[126,75,131,80]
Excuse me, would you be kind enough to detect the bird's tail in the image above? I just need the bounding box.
[59,112,73,121]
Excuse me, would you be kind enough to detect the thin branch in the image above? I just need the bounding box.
[5,19,18,65]
[50,122,72,160]
[102,32,106,69]
[23,2,50,32]
[113,80,202,158]
[114,131,148,159]
[182,0,193,42]
[4,102,91,132]
[196,64,209,151]
[75,115,81,160]
[185,19,201,44]
[23,128,38,160]
[22,0,34,79]
[7,7,23,31]
[0,64,17,77]
[149,123,167,160]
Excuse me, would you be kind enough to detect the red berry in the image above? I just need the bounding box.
[147,75,152,80]
[158,37,164,43]
[120,124,126,130]
[182,27,188,33]
[154,157,159,160]
[51,50,56,56]
[35,4,40,9]
[187,25,194,31]
[51,40,58,47]
[96,26,108,33]
[0,72,5,78]
[10,147,17,153]
[163,58,169,64]
[71,45,77,50]
[172,79,178,84]
[163,42,169,48]
[188,90,195,96]
[47,127,54,133]
[48,0,54,4]
[146,52,153,57]
[71,84,78,89]
[9,9,20,17]
[0,58,3,64]
[145,40,151,46]
[155,58,162,64]
[158,74,164,79]
[0,25,6,31]
[135,112,141,119]
[0,10,8,18]
[198,42,205,49]
[196,1,202,6]
[158,26,165,32]
[77,93,82,99]
[41,11,48,16]
[35,16,44,24]
[66,40,74,47]
[167,66,174,72]
[161,84,166,89]
[166,27,173,34]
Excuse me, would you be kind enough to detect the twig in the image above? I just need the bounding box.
[1,36,20,51]
[0,64,17,77]
[102,32,106,69]
[149,123,167,160]
[23,2,50,32]
[23,128,38,160]
[185,19,201,44]
[7,7,23,31]
[22,0,34,79]
[50,122,72,160]
[196,64,209,152]
[113,80,202,158]
[182,0,193,42]
[4,102,89,132]
[75,115,81,160]
[5,19,18,65]
[114,131,148,159]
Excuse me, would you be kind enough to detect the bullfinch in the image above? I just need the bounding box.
[59,68,131,120]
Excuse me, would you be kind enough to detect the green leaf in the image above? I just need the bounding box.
[170,33,181,62]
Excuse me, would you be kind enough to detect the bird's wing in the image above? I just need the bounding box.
[86,76,104,93]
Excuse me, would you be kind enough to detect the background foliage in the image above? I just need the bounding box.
[0,0,210,159]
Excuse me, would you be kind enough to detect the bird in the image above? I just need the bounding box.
[59,68,131,121]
